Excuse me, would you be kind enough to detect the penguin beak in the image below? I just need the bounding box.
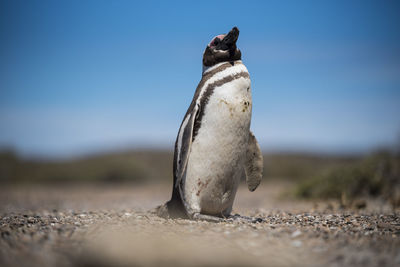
[211,27,239,51]
[222,27,239,47]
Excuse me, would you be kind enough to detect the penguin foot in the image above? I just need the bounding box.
[227,214,265,223]
[192,213,224,222]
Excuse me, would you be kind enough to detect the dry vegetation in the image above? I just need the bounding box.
[295,151,400,207]
[0,150,173,184]
[1,149,399,206]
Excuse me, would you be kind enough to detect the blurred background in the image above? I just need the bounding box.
[1,0,399,206]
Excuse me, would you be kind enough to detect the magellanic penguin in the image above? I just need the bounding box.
[158,26,263,221]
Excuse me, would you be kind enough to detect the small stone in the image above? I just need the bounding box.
[291,240,302,247]
[377,222,392,229]
[291,230,302,238]
[353,199,367,209]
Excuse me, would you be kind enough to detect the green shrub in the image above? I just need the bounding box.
[295,151,400,202]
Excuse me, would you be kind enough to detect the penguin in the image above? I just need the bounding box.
[158,27,263,221]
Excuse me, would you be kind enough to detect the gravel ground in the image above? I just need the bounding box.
[0,183,399,267]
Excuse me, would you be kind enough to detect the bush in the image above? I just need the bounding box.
[295,151,400,204]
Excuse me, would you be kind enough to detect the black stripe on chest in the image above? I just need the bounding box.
[191,62,240,110]
[192,71,250,142]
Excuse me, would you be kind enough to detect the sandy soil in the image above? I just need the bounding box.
[0,182,399,267]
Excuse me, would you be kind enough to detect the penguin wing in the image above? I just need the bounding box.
[244,131,263,191]
[174,103,200,189]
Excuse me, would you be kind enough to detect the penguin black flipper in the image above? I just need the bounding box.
[164,101,200,218]
[174,104,200,187]
[244,131,263,192]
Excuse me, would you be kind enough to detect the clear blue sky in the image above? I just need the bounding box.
[1,0,399,157]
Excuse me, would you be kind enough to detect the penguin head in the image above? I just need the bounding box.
[202,27,242,69]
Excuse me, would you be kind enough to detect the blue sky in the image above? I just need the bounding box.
[1,0,399,157]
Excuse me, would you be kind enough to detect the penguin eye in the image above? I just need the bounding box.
[212,38,220,46]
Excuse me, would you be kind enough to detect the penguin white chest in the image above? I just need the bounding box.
[184,75,252,216]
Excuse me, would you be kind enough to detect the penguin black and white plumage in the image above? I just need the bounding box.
[158,27,263,221]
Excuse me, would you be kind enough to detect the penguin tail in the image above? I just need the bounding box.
[154,193,188,219]
[166,197,188,219]
[153,202,170,218]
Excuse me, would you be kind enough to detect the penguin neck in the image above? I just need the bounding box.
[202,60,241,76]
[202,63,222,75]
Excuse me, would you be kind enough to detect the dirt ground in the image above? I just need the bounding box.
[0,182,399,267]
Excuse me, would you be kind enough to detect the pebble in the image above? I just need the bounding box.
[291,230,302,238]
[0,209,399,267]
[291,240,303,247]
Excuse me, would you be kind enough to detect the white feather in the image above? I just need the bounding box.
[197,61,247,106]
[183,70,252,215]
